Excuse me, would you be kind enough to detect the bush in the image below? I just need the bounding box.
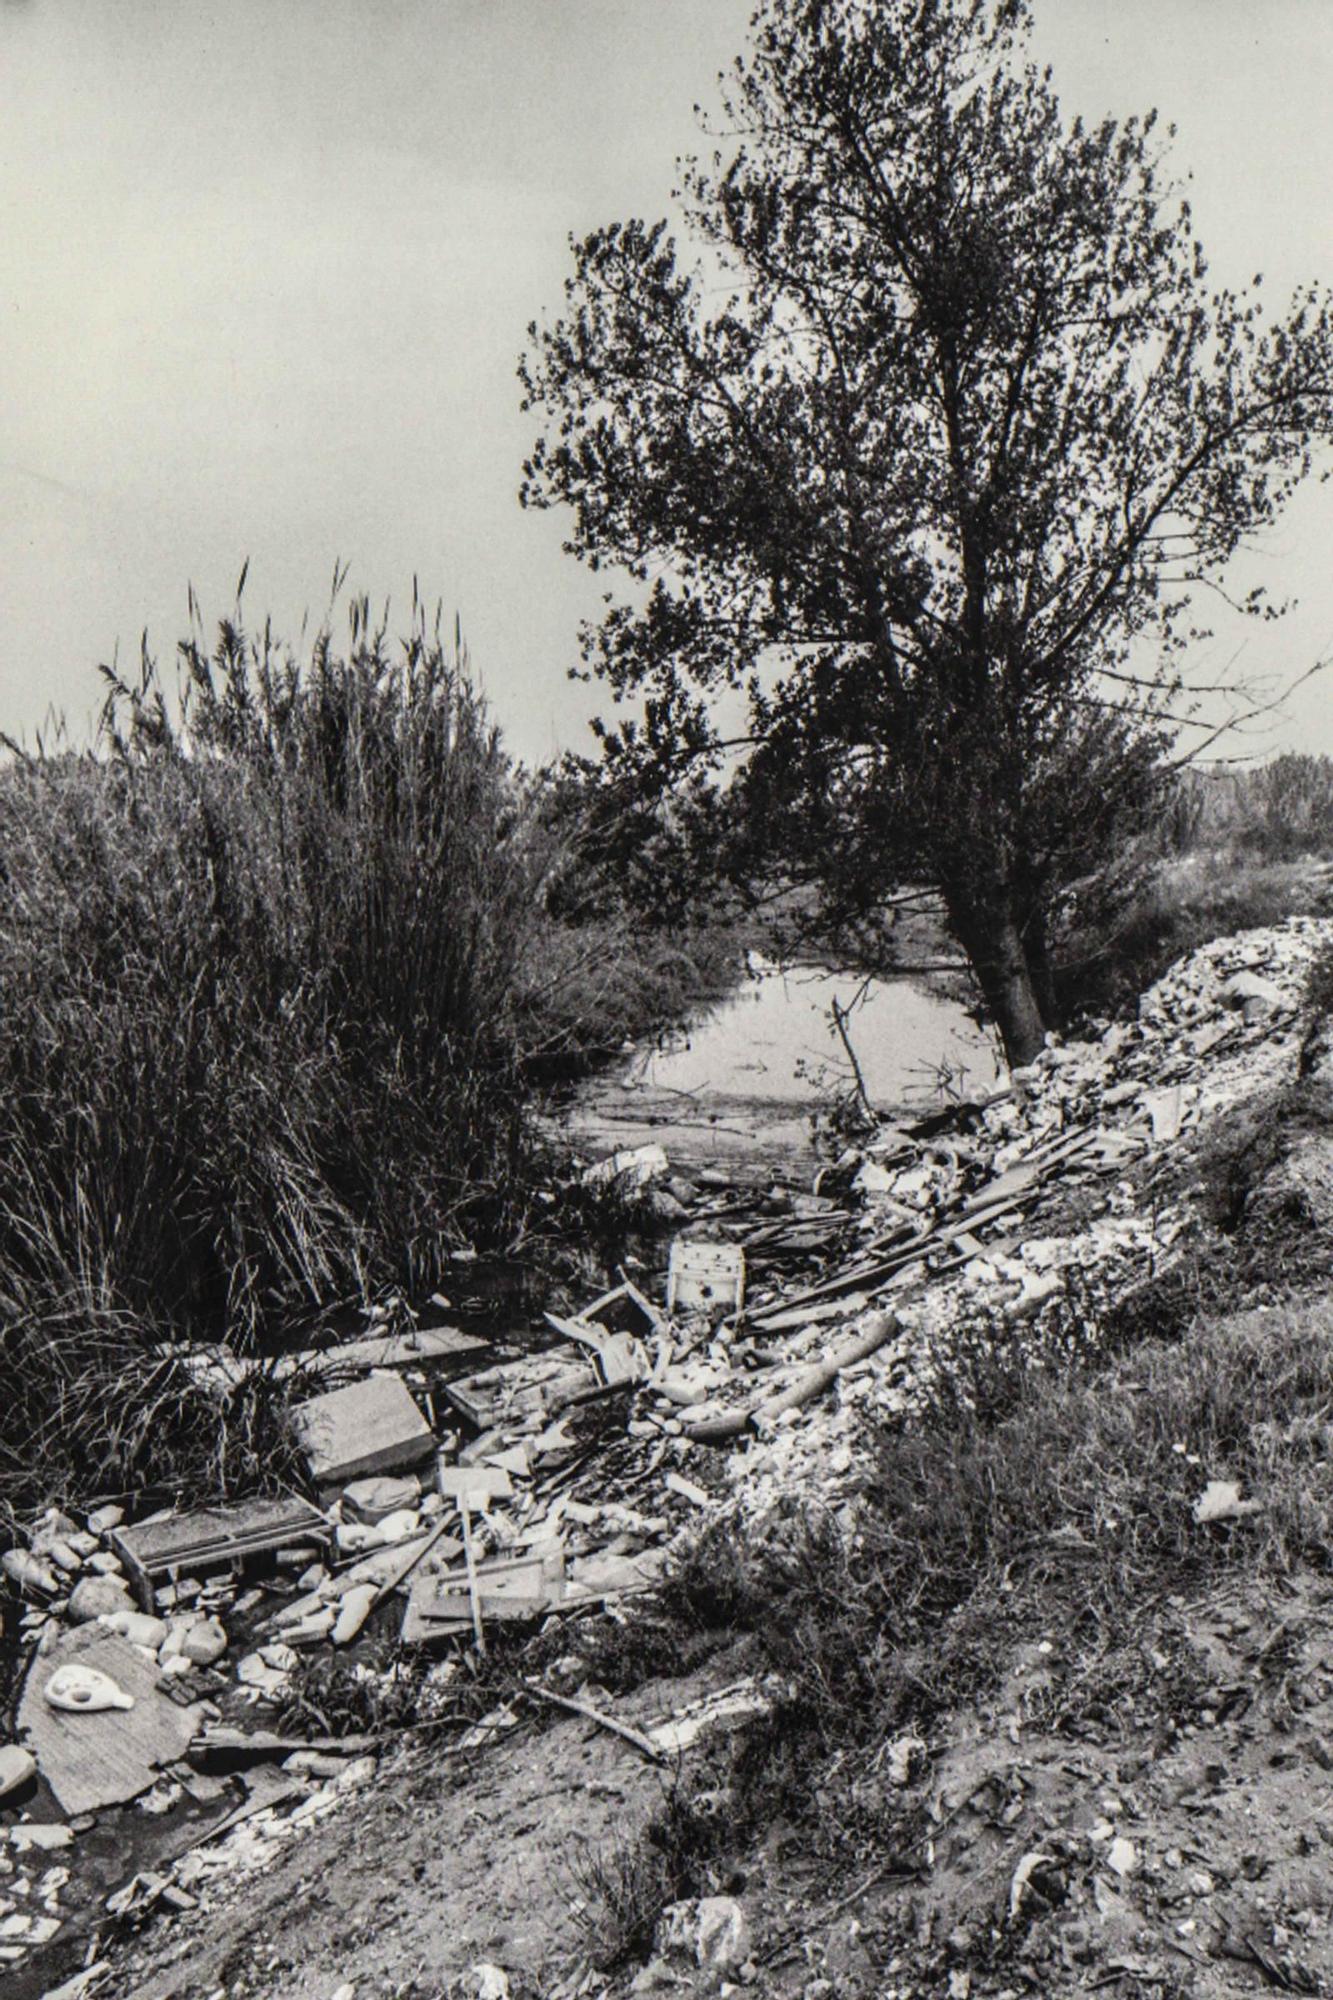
[1051,854,1333,1024]
[0,608,545,1345]
[0,601,738,1511]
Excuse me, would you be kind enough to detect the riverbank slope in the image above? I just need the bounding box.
[25,916,1333,2000]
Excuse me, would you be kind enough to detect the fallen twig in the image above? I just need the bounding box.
[522,1679,665,1763]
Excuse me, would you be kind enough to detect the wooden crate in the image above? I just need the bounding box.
[109,1495,330,1608]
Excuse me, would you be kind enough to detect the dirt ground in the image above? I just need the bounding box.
[98,1568,1333,2000]
[112,1654,746,2000]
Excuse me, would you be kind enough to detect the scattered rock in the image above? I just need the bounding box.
[656,1894,752,1975]
[1194,1480,1262,1525]
[2,1550,59,1597]
[883,1732,928,1786]
[1221,970,1283,1016]
[451,1967,510,2000]
[0,1746,37,1801]
[179,1618,228,1667]
[66,1577,135,1625]
[98,1611,169,1650]
[9,1822,73,1851]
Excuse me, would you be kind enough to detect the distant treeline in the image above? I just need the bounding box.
[1161,755,1333,861]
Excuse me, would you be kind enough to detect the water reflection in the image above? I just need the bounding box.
[631,958,999,1109]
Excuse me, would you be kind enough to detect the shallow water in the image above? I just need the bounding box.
[628,960,999,1110]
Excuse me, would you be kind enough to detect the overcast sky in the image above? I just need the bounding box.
[4,0,1333,765]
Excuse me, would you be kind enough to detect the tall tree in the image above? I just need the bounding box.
[520,0,1333,1064]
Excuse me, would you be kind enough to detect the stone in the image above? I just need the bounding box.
[9,1823,74,1851]
[30,1533,82,1574]
[0,1747,37,1801]
[1220,971,1282,1014]
[883,1731,928,1786]
[451,1968,510,2000]
[236,1653,289,1694]
[656,1895,752,1976]
[97,1610,169,1650]
[87,1505,124,1533]
[66,1576,134,1624]
[180,1617,228,1667]
[341,1473,421,1524]
[1,1550,59,1597]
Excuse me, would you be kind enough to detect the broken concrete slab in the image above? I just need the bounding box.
[292,1373,435,1484]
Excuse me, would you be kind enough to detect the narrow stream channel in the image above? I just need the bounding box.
[567,959,1002,1172]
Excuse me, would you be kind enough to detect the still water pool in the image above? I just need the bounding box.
[630,958,999,1110]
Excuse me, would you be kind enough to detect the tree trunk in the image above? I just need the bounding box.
[1022,906,1060,1029]
[943,888,1048,1069]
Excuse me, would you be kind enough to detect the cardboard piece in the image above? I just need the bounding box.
[667,1240,746,1315]
[17,1625,207,1817]
[292,1374,435,1484]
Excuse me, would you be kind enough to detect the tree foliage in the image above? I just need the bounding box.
[521,0,1333,1062]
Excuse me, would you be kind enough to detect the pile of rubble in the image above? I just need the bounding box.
[0,916,1327,1995]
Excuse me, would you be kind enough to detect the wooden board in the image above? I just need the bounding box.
[401,1552,563,1644]
[280,1323,488,1381]
[110,1495,329,1604]
[171,1323,488,1393]
[291,1373,436,1484]
[17,1624,207,1817]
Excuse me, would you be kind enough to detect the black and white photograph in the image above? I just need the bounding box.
[4,3,1333,1995]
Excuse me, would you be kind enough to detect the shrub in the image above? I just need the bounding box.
[0,600,738,1512]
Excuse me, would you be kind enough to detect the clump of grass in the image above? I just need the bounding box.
[0,594,739,1514]
[570,1786,730,1972]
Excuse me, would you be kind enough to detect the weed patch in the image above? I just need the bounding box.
[570,1786,731,1972]
[639,1297,1333,1869]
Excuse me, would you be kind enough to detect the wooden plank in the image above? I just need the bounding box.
[279,1323,488,1380]
[401,1552,562,1644]
[169,1323,490,1393]
[291,1374,436,1484]
[17,1625,206,1818]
